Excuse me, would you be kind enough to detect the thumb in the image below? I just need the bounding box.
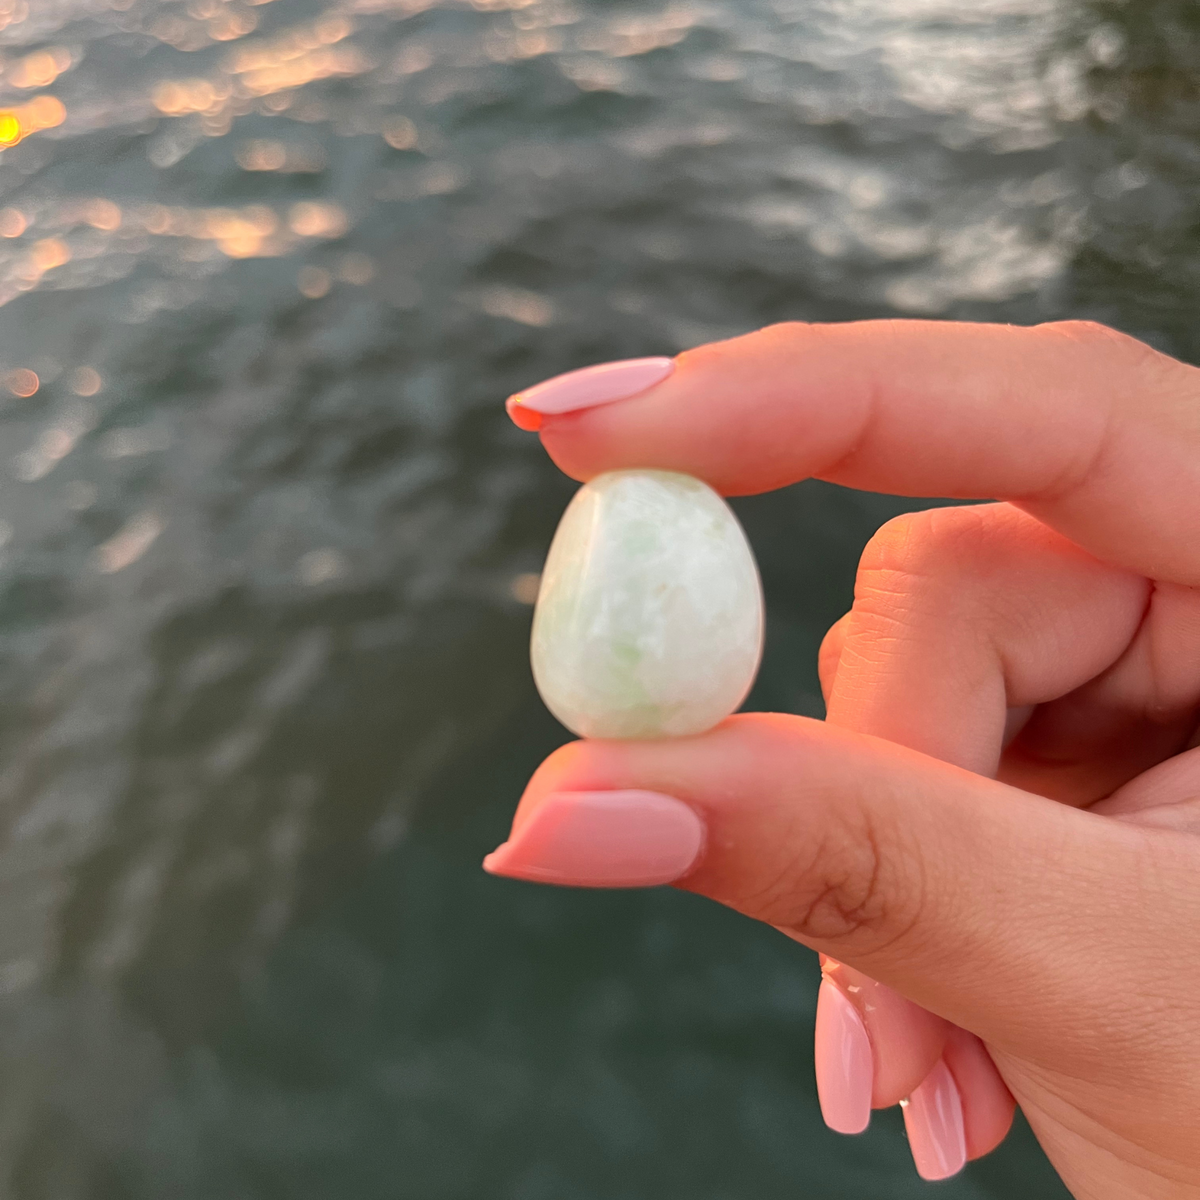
[486,713,1191,1075]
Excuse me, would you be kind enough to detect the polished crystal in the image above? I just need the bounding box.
[531,470,764,739]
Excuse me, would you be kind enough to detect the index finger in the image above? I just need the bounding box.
[532,320,1200,585]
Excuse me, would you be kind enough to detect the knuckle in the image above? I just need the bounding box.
[1037,318,1131,348]
[797,828,889,941]
[759,809,925,951]
[1036,320,1183,378]
[1036,322,1200,435]
[859,506,990,581]
[853,507,1000,630]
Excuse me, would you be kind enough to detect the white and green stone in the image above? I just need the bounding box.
[531,470,764,739]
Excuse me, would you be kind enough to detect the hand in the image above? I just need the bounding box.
[487,320,1200,1198]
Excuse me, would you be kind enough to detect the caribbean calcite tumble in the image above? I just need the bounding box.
[531,470,764,739]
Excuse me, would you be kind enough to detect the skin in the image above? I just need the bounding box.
[505,320,1200,1199]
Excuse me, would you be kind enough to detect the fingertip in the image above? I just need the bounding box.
[480,789,705,888]
[903,1059,967,1181]
[481,845,512,875]
[814,977,874,1135]
[819,959,949,1109]
[506,395,544,431]
[942,1027,1017,1160]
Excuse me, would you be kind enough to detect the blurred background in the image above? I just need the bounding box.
[0,0,1192,1195]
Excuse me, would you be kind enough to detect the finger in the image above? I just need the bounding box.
[826,502,1149,779]
[1001,580,1200,804]
[822,616,1034,753]
[1091,743,1200,831]
[814,947,1002,1149]
[815,955,949,1107]
[942,1028,1016,1161]
[821,504,1100,1161]
[490,715,1197,1084]
[823,500,1200,804]
[817,614,849,705]
[817,501,1184,1153]
[813,959,1002,1177]
[899,1031,1016,1181]
[537,320,1200,585]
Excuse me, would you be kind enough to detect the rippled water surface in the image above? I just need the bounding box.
[0,0,1195,1195]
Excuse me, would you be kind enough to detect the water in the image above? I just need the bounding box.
[0,0,1193,1194]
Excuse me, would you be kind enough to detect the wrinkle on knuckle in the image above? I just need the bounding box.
[762,810,925,953]
[844,572,951,667]
[847,506,1032,669]
[1029,323,1200,502]
[856,506,994,599]
[738,856,808,920]
[851,575,925,632]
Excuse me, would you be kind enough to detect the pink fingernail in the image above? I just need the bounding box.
[903,1059,967,1181]
[814,978,873,1135]
[506,356,675,421]
[482,790,704,888]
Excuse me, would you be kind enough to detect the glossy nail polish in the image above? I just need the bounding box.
[903,1059,967,1181]
[505,397,544,431]
[483,789,704,887]
[506,356,675,424]
[814,978,873,1135]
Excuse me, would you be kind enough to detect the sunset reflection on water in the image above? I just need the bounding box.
[0,0,1188,1196]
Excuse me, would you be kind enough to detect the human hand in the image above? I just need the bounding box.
[487,320,1200,1199]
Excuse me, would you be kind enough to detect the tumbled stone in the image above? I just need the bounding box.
[531,470,764,739]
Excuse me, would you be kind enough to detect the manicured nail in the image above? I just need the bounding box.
[505,396,544,431]
[505,356,675,427]
[814,978,873,1135]
[903,1059,967,1181]
[483,789,703,888]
